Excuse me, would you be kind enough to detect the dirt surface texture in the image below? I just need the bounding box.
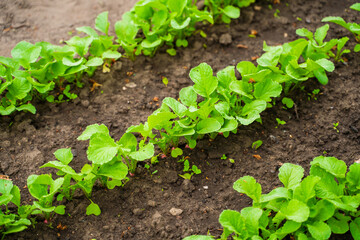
[0,0,359,239]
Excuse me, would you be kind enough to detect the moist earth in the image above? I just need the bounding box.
[0,0,359,239]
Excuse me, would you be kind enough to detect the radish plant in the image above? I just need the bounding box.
[0,179,32,239]
[0,11,120,115]
[184,156,360,240]
[322,3,360,52]
[115,0,214,59]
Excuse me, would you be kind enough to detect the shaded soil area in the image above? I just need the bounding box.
[0,0,359,239]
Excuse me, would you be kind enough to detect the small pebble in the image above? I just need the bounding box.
[169,208,183,216]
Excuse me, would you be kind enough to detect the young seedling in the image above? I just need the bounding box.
[252,140,263,150]
[333,122,340,133]
[308,89,320,101]
[275,118,286,128]
[179,160,201,180]
[185,156,360,240]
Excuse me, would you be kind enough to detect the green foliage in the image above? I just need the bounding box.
[204,0,255,24]
[185,156,360,239]
[40,144,129,215]
[0,179,32,238]
[252,140,263,150]
[0,11,120,115]
[322,3,360,53]
[179,160,202,180]
[114,0,214,59]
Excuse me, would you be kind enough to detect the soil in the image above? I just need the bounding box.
[0,0,359,239]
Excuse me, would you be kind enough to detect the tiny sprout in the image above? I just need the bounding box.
[162,77,169,86]
[221,154,227,160]
[252,140,263,150]
[333,122,339,133]
[276,118,286,128]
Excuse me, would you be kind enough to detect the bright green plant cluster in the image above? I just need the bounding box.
[0,179,31,239]
[322,3,360,52]
[204,0,256,23]
[114,0,214,59]
[0,0,260,116]
[63,25,342,176]
[0,12,121,116]
[1,146,130,239]
[184,156,360,240]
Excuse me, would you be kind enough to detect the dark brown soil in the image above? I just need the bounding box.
[0,0,359,239]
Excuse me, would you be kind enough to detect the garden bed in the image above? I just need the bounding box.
[0,0,359,239]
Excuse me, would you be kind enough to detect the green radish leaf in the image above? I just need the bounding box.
[327,214,350,234]
[98,161,128,180]
[240,207,263,236]
[102,50,121,60]
[260,187,290,203]
[233,176,261,203]
[350,3,360,11]
[307,221,331,240]
[76,26,99,37]
[189,63,218,98]
[129,143,154,161]
[62,57,84,67]
[315,59,335,72]
[236,61,257,76]
[354,44,360,52]
[313,69,328,85]
[311,156,347,179]
[10,185,21,207]
[350,218,360,239]
[296,28,314,39]
[229,80,253,99]
[148,112,177,129]
[16,104,36,114]
[217,66,236,89]
[141,39,162,49]
[241,100,267,117]
[219,210,247,236]
[8,78,31,100]
[313,200,335,221]
[346,163,360,192]
[183,236,215,240]
[322,17,349,30]
[282,97,294,108]
[171,148,183,158]
[77,124,109,140]
[95,12,110,35]
[87,133,119,165]
[179,86,197,107]
[275,221,301,238]
[314,24,329,45]
[54,148,73,165]
[86,57,103,67]
[293,175,320,203]
[222,6,240,19]
[254,79,282,102]
[0,179,14,194]
[279,163,304,190]
[196,118,221,134]
[167,0,187,15]
[0,105,16,115]
[163,97,187,117]
[86,202,101,216]
[280,199,310,223]
[11,41,41,68]
[54,205,66,215]
[171,17,191,30]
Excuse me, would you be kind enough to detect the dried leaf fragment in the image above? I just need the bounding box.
[236,44,248,49]
[253,154,262,160]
